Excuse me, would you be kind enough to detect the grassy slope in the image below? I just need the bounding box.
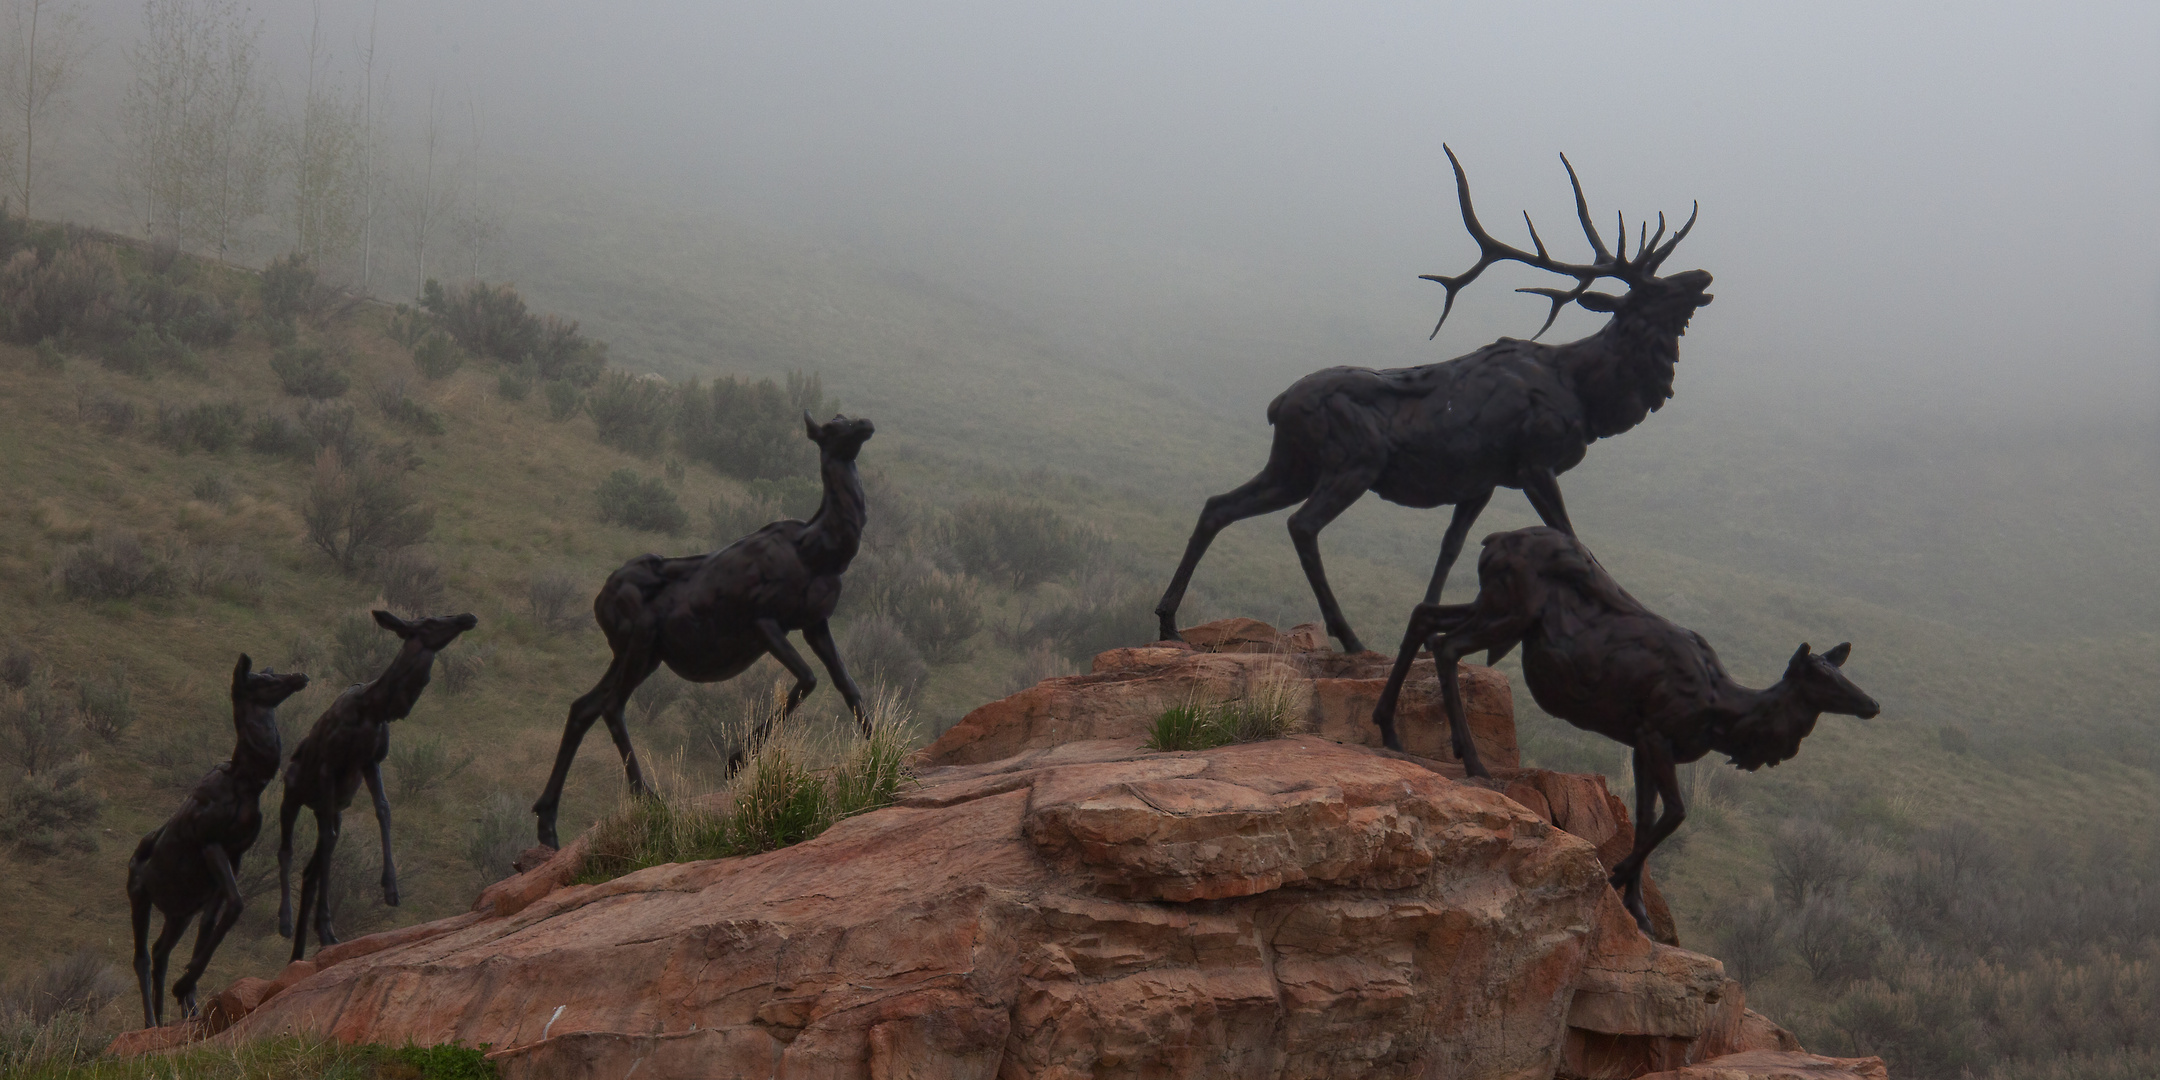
[5,207,2158,1072]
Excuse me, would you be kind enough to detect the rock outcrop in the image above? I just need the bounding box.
[112,619,1851,1079]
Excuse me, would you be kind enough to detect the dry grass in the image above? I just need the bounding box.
[1145,671,1307,752]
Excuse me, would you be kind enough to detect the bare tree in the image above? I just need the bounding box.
[394,81,460,297]
[352,0,386,293]
[2,0,91,221]
[120,0,271,255]
[449,93,500,278]
[290,1,363,268]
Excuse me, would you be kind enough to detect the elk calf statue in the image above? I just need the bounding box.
[1372,527,1881,934]
[1156,147,1713,652]
[532,414,876,848]
[278,610,476,961]
[127,655,309,1027]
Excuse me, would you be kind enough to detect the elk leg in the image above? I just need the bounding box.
[275,794,302,939]
[1155,469,1309,641]
[1518,466,1576,536]
[1287,468,1383,653]
[803,619,869,737]
[730,620,818,775]
[146,908,191,1028]
[1609,736,1684,935]
[131,884,157,1027]
[171,847,245,1016]
[534,649,653,848]
[363,761,398,906]
[311,812,344,949]
[1372,602,1474,751]
[1423,490,1494,604]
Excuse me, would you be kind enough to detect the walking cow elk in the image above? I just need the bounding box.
[1155,147,1714,653]
[1372,527,1881,934]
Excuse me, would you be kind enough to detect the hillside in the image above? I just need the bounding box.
[4,214,2159,1078]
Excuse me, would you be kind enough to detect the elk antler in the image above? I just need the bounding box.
[1421,146,1697,340]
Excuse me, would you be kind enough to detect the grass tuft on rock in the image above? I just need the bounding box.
[1144,676,1307,752]
[575,690,917,884]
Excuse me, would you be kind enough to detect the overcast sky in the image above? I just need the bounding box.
[71,1,2160,423]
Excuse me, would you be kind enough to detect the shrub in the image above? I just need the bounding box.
[76,390,136,434]
[190,473,234,507]
[438,644,489,696]
[330,611,399,685]
[466,791,531,882]
[1144,678,1306,752]
[270,344,350,399]
[304,448,434,575]
[33,338,63,371]
[596,469,688,534]
[248,413,312,459]
[845,551,983,664]
[543,378,583,421]
[838,614,929,703]
[1018,574,1157,664]
[178,543,265,606]
[496,359,535,401]
[102,323,201,377]
[260,253,320,321]
[674,372,826,480]
[1,758,103,856]
[0,948,126,1025]
[531,314,607,386]
[379,549,447,616]
[412,328,466,379]
[389,733,474,799]
[0,672,78,775]
[0,642,37,690]
[387,303,433,350]
[135,274,237,346]
[527,571,586,633]
[55,531,177,601]
[631,671,687,726]
[0,243,129,345]
[587,370,673,456]
[1770,818,1871,908]
[76,663,137,742]
[422,278,539,362]
[945,497,1104,589]
[1003,641,1075,696]
[374,376,447,434]
[153,399,247,454]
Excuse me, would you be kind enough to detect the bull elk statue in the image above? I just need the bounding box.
[1372,527,1881,933]
[1155,147,1714,653]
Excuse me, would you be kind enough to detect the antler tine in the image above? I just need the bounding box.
[1523,212,1549,259]
[1640,212,1667,263]
[1646,201,1698,271]
[1423,145,1611,338]
[1515,283,1595,340]
[1614,214,1627,270]
[1559,153,1613,263]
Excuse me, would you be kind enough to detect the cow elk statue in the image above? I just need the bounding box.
[127,655,309,1027]
[1156,147,1714,652]
[531,414,876,848]
[277,610,476,962]
[1372,527,1881,933]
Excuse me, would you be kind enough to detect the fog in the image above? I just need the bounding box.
[48,1,2160,428]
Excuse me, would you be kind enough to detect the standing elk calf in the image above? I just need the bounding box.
[1155,147,1713,653]
[127,655,309,1027]
[278,610,476,961]
[1372,527,1880,934]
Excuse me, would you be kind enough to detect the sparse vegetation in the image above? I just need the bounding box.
[526,571,585,633]
[595,468,687,534]
[1145,678,1306,752]
[303,447,434,574]
[54,531,177,601]
[268,344,349,399]
[945,496,1102,589]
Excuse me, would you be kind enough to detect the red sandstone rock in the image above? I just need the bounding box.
[925,617,1516,770]
[104,1020,200,1057]
[201,976,276,1035]
[1637,1050,1888,1080]
[222,737,1611,1080]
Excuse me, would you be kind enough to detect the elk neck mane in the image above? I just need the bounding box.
[1551,310,1682,441]
[799,453,866,570]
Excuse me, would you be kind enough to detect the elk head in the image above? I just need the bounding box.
[1422,146,1712,340]
[804,412,876,462]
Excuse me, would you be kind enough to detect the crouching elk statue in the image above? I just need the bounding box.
[531,413,877,848]
[128,655,309,1027]
[1156,147,1713,653]
[1372,527,1881,934]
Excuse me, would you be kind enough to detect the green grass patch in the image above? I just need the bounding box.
[575,692,916,884]
[1144,678,1305,751]
[2,1034,495,1080]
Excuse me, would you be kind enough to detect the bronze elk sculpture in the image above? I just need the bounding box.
[128,655,309,1027]
[278,611,476,961]
[1372,527,1880,933]
[1155,147,1713,653]
[531,414,875,848]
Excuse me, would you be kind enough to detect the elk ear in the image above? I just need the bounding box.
[1823,642,1852,668]
[1787,642,1812,672]
[372,609,412,637]
[233,653,252,689]
[1576,291,1620,312]
[803,411,822,442]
